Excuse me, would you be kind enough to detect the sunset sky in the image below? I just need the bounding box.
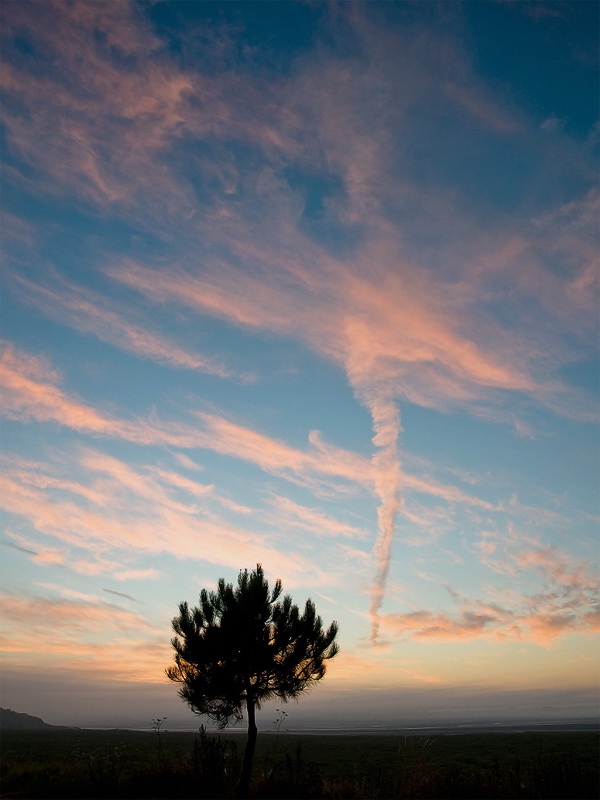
[1,0,598,730]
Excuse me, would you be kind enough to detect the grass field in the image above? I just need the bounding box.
[1,727,598,799]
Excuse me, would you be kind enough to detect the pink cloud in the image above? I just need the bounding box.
[0,340,366,493]
[1,2,188,208]
[2,342,495,507]
[78,450,198,515]
[0,452,324,587]
[0,341,236,451]
[1,1,305,222]
[32,549,66,566]
[335,543,372,564]
[268,495,368,539]
[0,590,169,681]
[385,608,504,642]
[515,547,597,591]
[148,468,214,498]
[171,452,203,471]
[0,341,126,436]
[400,471,496,510]
[112,252,538,409]
[109,260,304,334]
[193,413,372,492]
[0,591,153,634]
[7,467,106,506]
[382,577,599,646]
[9,272,234,377]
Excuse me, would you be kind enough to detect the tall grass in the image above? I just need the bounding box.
[1,728,597,799]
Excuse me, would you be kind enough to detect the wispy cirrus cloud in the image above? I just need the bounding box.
[382,541,599,646]
[0,446,326,587]
[0,340,367,491]
[513,547,598,592]
[1,0,303,223]
[1,341,503,511]
[0,589,153,634]
[109,251,540,408]
[0,589,169,682]
[8,271,235,377]
[0,341,119,435]
[385,607,507,642]
[383,596,599,646]
[267,494,368,539]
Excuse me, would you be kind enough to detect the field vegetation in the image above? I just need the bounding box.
[1,727,597,799]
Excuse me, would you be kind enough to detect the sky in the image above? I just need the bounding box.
[0,0,598,731]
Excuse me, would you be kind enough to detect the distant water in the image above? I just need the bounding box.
[86,718,598,735]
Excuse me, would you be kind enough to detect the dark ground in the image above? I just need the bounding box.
[1,727,598,799]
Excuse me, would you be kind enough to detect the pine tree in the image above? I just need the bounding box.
[166,564,339,796]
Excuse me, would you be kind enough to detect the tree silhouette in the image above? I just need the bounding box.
[166,564,339,796]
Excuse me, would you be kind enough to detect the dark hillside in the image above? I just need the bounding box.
[0,708,77,730]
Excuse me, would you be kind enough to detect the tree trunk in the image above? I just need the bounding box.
[239,694,257,798]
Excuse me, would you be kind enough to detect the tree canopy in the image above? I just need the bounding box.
[166,564,339,795]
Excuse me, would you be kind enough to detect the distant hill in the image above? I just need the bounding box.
[0,708,78,730]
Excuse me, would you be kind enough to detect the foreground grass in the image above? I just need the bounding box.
[1,728,598,799]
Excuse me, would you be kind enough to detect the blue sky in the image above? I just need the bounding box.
[1,0,598,729]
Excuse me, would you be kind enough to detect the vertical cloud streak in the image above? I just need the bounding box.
[362,394,403,643]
